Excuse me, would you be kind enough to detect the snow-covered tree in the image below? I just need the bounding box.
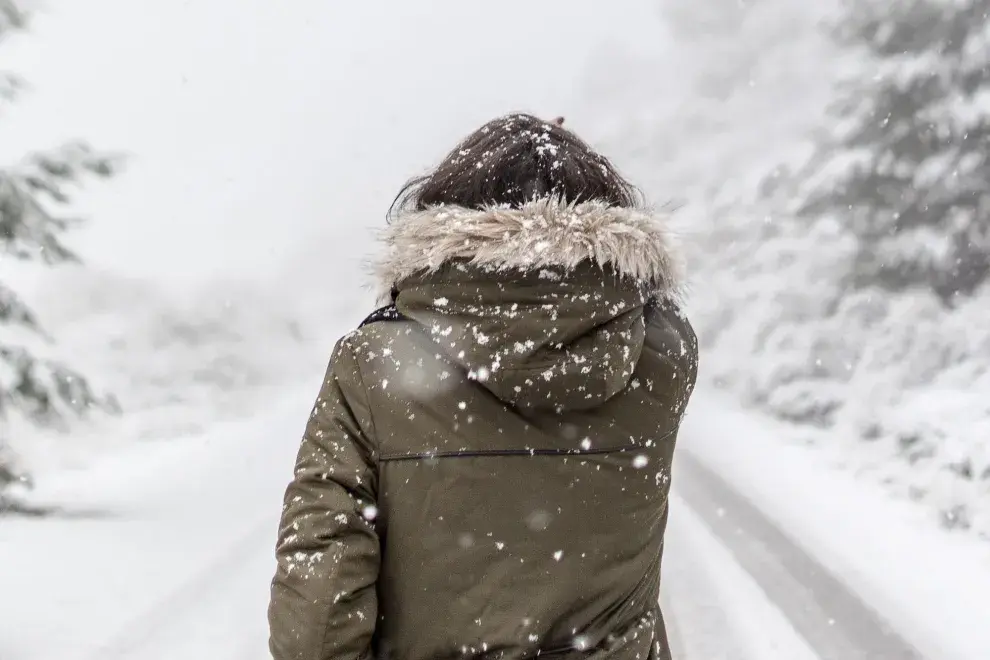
[787,0,990,304]
[1,0,121,499]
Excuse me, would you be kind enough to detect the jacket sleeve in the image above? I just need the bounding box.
[269,336,380,660]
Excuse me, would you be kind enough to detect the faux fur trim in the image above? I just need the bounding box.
[370,198,684,303]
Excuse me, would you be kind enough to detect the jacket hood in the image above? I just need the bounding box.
[370,198,684,411]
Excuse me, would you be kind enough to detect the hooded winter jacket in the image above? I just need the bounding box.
[268,199,699,660]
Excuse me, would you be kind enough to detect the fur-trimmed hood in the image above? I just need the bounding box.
[364,198,687,412]
[371,198,684,303]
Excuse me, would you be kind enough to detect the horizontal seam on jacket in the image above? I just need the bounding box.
[380,446,632,462]
[379,429,676,463]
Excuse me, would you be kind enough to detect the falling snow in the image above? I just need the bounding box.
[4,4,987,660]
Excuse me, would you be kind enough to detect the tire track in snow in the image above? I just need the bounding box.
[672,451,926,660]
[662,495,820,660]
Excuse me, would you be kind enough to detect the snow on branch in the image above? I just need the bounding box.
[0,144,125,264]
[0,343,119,427]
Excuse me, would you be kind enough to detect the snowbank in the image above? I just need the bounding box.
[694,205,990,538]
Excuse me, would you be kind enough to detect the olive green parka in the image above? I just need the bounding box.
[269,198,699,660]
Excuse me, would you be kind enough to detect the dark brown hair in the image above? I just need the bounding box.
[388,113,641,221]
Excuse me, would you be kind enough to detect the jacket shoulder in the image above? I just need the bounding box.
[644,298,699,387]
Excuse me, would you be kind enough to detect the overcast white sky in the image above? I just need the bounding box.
[1,0,674,293]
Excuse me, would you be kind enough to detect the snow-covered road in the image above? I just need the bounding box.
[665,456,920,660]
[6,0,990,658]
[7,388,985,660]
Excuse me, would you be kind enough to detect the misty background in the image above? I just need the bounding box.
[2,0,990,657]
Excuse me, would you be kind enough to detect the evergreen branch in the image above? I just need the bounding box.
[0,144,125,264]
[0,173,82,264]
[0,0,28,42]
[0,343,120,426]
[0,71,26,105]
[762,0,990,304]
[17,142,125,203]
[0,281,48,337]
